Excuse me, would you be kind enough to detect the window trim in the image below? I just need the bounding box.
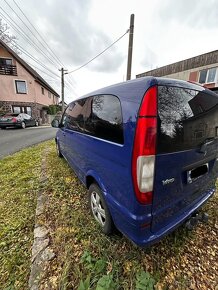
[41,87,45,95]
[61,94,124,145]
[87,94,124,144]
[14,79,28,94]
[199,67,217,84]
[12,105,32,115]
[0,57,13,65]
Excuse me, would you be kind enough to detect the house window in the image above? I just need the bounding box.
[41,87,45,95]
[15,80,27,94]
[13,106,32,115]
[0,58,17,76]
[0,58,12,65]
[13,106,21,113]
[199,67,217,84]
[48,91,51,98]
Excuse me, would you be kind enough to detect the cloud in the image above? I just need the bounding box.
[158,0,218,28]
[140,46,158,71]
[21,0,125,73]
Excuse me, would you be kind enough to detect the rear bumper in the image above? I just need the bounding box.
[107,187,215,247]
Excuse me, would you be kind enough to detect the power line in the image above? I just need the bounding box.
[65,80,76,93]
[67,29,129,74]
[9,0,77,88]
[0,8,58,68]
[11,0,65,68]
[26,62,60,81]
[13,41,60,78]
[3,0,61,69]
[0,9,61,78]
[65,75,76,89]
[2,0,77,88]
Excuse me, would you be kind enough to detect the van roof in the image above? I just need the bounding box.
[76,76,210,103]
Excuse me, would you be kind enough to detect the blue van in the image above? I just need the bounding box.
[52,77,218,247]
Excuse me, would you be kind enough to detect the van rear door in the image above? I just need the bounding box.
[151,85,218,233]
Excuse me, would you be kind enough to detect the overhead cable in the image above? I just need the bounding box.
[0,8,58,68]
[67,29,129,74]
[11,0,65,68]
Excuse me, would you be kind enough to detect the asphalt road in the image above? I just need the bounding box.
[0,126,58,159]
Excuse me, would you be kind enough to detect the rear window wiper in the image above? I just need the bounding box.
[198,137,218,153]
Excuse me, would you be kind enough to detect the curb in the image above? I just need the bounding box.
[26,125,52,129]
[28,149,55,290]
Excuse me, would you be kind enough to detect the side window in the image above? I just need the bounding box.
[85,95,124,144]
[15,80,27,94]
[63,99,88,132]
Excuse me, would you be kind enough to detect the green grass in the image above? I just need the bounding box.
[0,141,51,290]
[0,140,217,290]
[39,141,218,290]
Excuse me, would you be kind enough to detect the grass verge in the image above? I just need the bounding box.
[0,141,52,290]
[39,141,217,290]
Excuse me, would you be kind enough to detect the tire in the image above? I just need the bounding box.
[88,183,114,235]
[56,141,63,158]
[35,121,39,127]
[21,121,26,129]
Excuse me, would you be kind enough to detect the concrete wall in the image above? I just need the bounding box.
[136,50,218,92]
[136,50,218,79]
[160,62,218,87]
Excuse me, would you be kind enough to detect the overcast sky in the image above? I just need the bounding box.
[1,0,218,103]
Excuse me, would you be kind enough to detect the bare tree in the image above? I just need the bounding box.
[0,18,19,53]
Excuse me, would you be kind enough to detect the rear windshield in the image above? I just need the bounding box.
[157,86,218,153]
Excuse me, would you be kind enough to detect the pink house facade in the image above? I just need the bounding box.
[0,39,59,123]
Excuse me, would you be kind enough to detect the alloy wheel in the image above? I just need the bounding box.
[90,191,106,226]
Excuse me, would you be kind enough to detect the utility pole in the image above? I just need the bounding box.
[126,14,134,81]
[59,68,68,113]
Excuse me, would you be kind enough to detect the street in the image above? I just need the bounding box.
[0,126,58,159]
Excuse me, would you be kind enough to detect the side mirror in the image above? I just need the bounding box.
[51,119,60,128]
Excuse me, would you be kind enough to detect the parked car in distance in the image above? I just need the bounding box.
[0,113,38,129]
[52,77,218,247]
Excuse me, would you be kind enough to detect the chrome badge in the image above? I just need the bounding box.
[162,178,175,185]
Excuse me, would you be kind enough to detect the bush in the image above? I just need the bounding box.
[45,105,61,115]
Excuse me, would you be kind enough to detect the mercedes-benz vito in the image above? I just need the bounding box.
[52,77,218,247]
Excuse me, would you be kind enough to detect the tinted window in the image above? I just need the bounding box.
[0,58,12,65]
[207,68,216,83]
[62,99,87,132]
[85,95,124,144]
[199,70,207,83]
[157,86,218,153]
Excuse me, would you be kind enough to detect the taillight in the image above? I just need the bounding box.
[12,117,17,122]
[132,86,157,204]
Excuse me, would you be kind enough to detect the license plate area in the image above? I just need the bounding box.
[187,163,208,184]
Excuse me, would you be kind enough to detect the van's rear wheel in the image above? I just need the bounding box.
[88,183,113,235]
